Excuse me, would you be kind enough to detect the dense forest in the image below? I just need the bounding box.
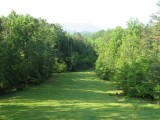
[90,18,160,100]
[0,11,96,93]
[91,19,160,101]
[0,2,159,103]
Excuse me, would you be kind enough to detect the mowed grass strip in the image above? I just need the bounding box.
[0,71,160,120]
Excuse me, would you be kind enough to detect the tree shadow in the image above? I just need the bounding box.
[0,71,160,120]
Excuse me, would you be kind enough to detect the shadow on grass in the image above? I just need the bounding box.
[0,71,160,120]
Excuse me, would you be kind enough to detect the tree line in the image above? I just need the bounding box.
[0,11,96,93]
[90,12,160,100]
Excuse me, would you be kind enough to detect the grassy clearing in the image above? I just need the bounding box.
[0,71,160,120]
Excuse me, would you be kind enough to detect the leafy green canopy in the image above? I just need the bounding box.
[94,18,159,100]
[0,11,96,93]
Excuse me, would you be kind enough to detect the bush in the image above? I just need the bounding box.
[53,58,67,73]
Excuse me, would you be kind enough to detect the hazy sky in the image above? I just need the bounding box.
[0,0,159,28]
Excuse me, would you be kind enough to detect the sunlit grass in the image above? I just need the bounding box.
[0,71,160,120]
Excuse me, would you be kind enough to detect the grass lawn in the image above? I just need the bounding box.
[0,71,160,120]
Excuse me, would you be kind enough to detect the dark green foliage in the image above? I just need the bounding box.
[0,11,53,92]
[0,11,96,93]
[94,18,160,101]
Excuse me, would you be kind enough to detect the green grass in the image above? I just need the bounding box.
[0,71,160,120]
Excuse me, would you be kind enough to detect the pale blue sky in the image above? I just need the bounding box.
[0,0,159,28]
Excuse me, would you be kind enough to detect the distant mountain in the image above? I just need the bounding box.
[61,22,102,33]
